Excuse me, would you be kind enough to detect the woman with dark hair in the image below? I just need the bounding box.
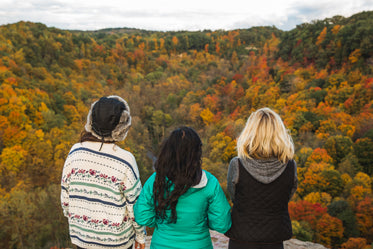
[134,127,231,249]
[61,96,145,249]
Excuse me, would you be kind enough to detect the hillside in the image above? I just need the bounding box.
[0,11,372,248]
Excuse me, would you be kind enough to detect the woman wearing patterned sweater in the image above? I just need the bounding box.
[61,96,145,249]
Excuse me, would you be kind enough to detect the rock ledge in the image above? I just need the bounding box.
[144,230,328,249]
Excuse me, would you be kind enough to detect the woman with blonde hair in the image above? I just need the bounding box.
[226,107,298,249]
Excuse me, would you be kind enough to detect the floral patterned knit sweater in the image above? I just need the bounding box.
[61,141,145,249]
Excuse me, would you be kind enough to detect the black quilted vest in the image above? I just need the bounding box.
[226,159,295,243]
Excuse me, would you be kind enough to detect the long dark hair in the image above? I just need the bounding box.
[153,127,202,223]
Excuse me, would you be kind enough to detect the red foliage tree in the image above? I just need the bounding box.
[289,200,327,228]
[356,197,373,243]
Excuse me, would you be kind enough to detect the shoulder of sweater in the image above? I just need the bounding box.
[229,157,240,168]
[113,146,136,161]
[79,142,134,156]
[69,142,82,151]
[70,142,137,164]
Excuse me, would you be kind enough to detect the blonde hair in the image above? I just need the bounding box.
[237,107,294,163]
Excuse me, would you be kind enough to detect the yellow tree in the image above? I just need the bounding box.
[200,108,214,126]
[0,145,27,190]
[304,192,332,207]
[346,172,372,204]
[349,49,361,64]
[208,132,234,162]
[0,145,27,175]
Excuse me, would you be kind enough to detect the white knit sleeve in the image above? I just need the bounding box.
[61,153,71,217]
[122,156,146,244]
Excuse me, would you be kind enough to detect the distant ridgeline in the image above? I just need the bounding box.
[0,11,372,249]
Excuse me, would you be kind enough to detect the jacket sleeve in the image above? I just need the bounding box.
[227,158,239,202]
[289,160,298,200]
[122,157,146,244]
[207,176,232,233]
[134,173,157,228]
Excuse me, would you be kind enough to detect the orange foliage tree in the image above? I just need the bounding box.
[341,237,369,249]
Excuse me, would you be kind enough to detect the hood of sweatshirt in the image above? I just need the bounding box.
[240,157,287,184]
[191,170,207,188]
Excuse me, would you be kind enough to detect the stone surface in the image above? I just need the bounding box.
[284,239,328,249]
[144,230,328,249]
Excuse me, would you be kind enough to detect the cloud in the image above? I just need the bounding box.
[0,0,372,31]
[284,0,373,26]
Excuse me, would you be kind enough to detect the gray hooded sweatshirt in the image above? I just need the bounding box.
[227,156,298,202]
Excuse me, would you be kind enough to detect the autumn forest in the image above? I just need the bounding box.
[0,11,372,249]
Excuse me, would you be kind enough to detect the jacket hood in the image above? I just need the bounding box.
[191,170,207,188]
[240,157,287,184]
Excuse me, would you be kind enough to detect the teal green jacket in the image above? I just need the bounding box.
[134,170,231,249]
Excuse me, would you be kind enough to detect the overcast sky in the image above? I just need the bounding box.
[0,0,372,31]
